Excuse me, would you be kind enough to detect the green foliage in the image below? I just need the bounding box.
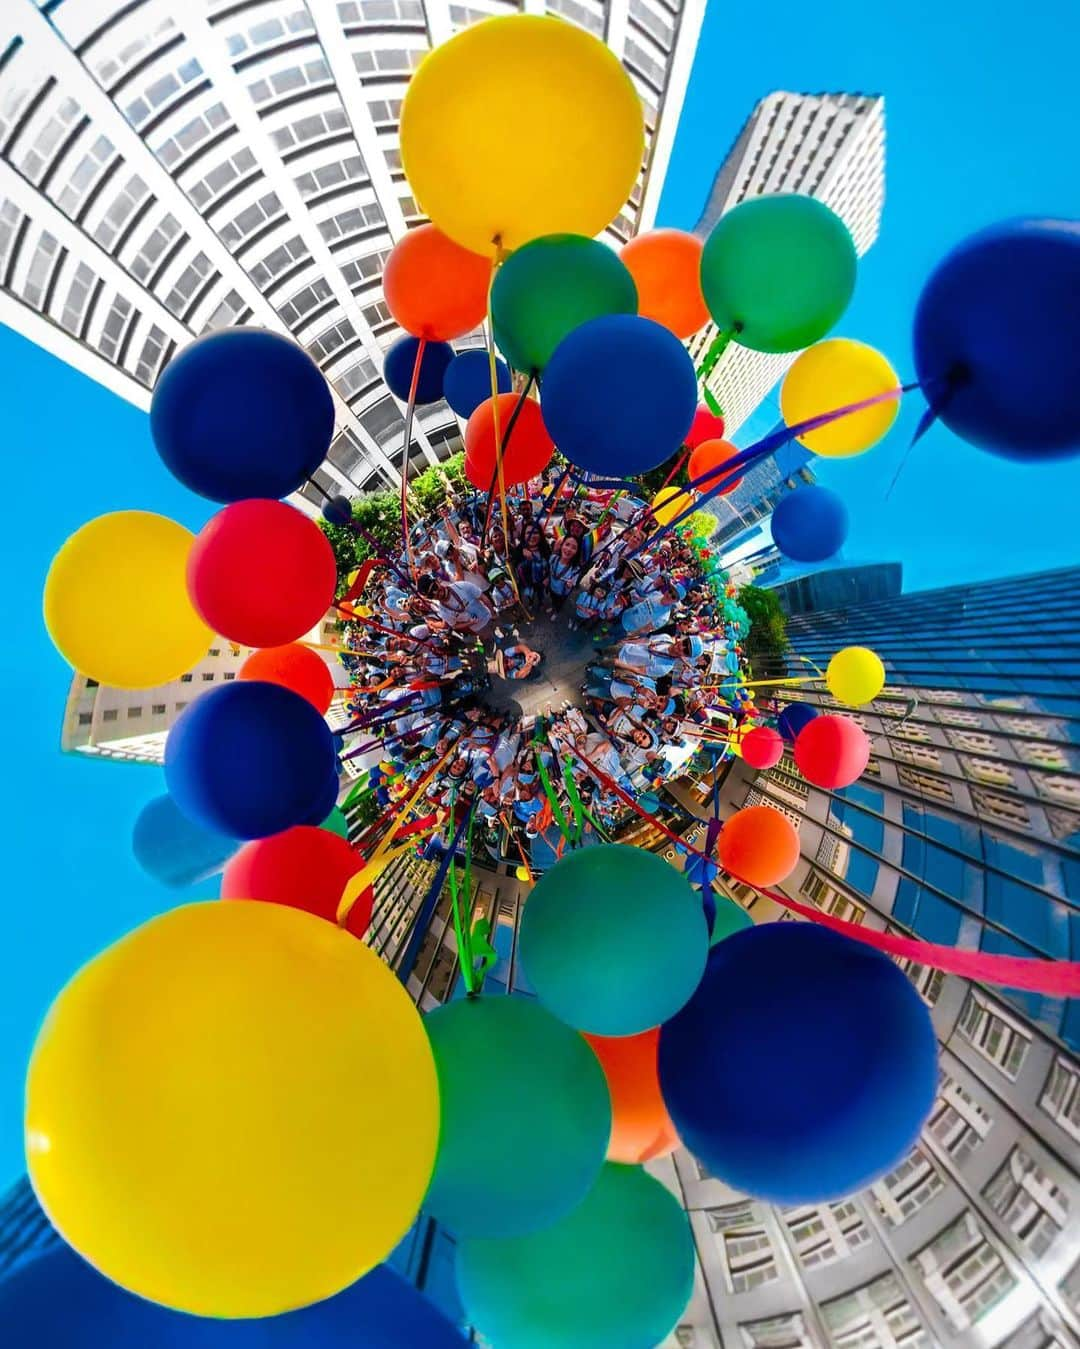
[737,584,788,676]
[636,451,689,499]
[687,510,716,540]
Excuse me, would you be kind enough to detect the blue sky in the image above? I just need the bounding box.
[0,0,1078,1185]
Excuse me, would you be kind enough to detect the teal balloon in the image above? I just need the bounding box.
[320,806,350,838]
[423,996,610,1239]
[701,194,856,353]
[492,234,637,374]
[456,1163,694,1349]
[132,793,236,889]
[710,892,754,946]
[519,844,707,1036]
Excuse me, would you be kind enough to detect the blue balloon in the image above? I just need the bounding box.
[150,329,334,503]
[658,924,938,1203]
[300,770,341,826]
[913,219,1080,460]
[132,794,236,889]
[443,349,511,419]
[322,494,353,527]
[638,791,660,814]
[384,336,455,405]
[539,314,697,476]
[771,485,848,562]
[0,1246,467,1346]
[332,732,346,759]
[778,702,818,742]
[165,682,336,840]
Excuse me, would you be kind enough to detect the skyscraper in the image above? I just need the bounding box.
[704,427,815,552]
[689,91,886,438]
[0,0,704,505]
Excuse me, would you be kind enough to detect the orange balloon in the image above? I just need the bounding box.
[688,437,742,496]
[465,394,554,488]
[583,1028,679,1165]
[383,224,490,340]
[718,805,801,888]
[619,229,709,339]
[240,643,335,715]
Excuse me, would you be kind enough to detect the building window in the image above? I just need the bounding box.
[822,1272,929,1349]
[957,991,1031,1080]
[163,251,214,318]
[896,766,954,802]
[180,673,193,683]
[127,706,142,718]
[90,172,151,252]
[738,1313,814,1349]
[187,148,258,211]
[293,154,369,200]
[151,101,230,172]
[970,787,1031,830]
[134,324,171,387]
[983,1147,1068,1258]
[785,1200,870,1270]
[962,756,1016,789]
[910,1211,1017,1332]
[201,673,215,682]
[128,213,182,283]
[1039,1057,1080,1142]
[77,713,92,726]
[223,672,236,681]
[201,290,246,333]
[871,1146,945,1228]
[102,709,118,722]
[924,1074,992,1163]
[707,1206,779,1294]
[152,704,166,715]
[247,57,332,109]
[802,870,865,923]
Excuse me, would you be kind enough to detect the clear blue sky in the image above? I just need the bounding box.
[1,0,1078,1185]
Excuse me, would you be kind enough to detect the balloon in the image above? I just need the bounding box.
[688,437,741,494]
[321,494,353,527]
[619,228,708,338]
[320,806,350,838]
[44,512,210,689]
[685,404,726,448]
[659,924,938,1203]
[583,1029,679,1164]
[423,997,610,1238]
[25,901,439,1317]
[912,219,1080,460]
[383,336,455,404]
[739,725,784,769]
[826,646,886,706]
[709,891,754,946]
[400,15,643,255]
[771,484,848,562]
[464,394,554,488]
[187,500,337,648]
[150,329,334,503]
[0,1247,468,1347]
[165,681,336,839]
[240,643,334,714]
[651,485,696,527]
[781,338,900,456]
[221,824,371,936]
[492,234,637,374]
[381,224,490,340]
[132,793,236,889]
[778,701,818,742]
[637,790,660,814]
[718,805,800,888]
[540,315,698,477]
[518,844,707,1036]
[457,1163,694,1349]
[300,770,341,827]
[700,195,857,353]
[515,864,532,883]
[794,714,871,789]
[443,349,511,419]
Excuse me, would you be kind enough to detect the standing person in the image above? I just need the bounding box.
[547,534,582,617]
[421,575,493,636]
[514,524,550,608]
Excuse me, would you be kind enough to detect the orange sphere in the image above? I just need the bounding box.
[619,229,709,338]
[718,805,801,888]
[383,224,490,340]
[688,437,742,495]
[240,643,335,714]
[465,393,554,488]
[583,1028,679,1165]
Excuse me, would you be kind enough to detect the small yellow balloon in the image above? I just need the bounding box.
[652,486,696,527]
[400,16,644,255]
[26,901,439,1318]
[515,865,533,883]
[780,338,900,457]
[826,646,886,706]
[44,511,211,688]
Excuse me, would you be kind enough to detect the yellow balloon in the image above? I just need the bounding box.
[26,901,439,1318]
[400,16,643,255]
[652,486,696,527]
[515,865,532,883]
[780,338,900,457]
[44,511,211,689]
[826,646,886,706]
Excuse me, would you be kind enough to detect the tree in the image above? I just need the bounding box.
[737,584,788,678]
[636,450,689,499]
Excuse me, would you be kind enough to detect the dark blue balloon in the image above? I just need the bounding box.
[913,219,1080,460]
[165,682,336,840]
[384,336,455,405]
[658,924,938,1203]
[778,702,818,742]
[770,485,848,562]
[0,1245,468,1346]
[301,770,342,825]
[332,732,346,759]
[443,349,511,419]
[150,329,334,503]
[132,794,236,889]
[322,494,353,526]
[540,315,697,476]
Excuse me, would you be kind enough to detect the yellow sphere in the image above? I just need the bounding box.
[400,16,643,255]
[826,646,886,706]
[515,865,532,883]
[780,338,900,457]
[652,486,696,527]
[26,901,439,1318]
[43,511,211,688]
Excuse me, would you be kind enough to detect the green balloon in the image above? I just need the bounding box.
[701,194,856,353]
[457,1163,694,1349]
[423,996,610,1239]
[710,893,755,946]
[492,234,638,374]
[319,806,350,838]
[519,845,708,1036]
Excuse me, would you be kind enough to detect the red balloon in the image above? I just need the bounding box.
[718,805,800,888]
[688,437,742,495]
[240,643,335,714]
[187,500,337,648]
[383,224,490,341]
[685,405,726,449]
[465,394,554,489]
[794,715,871,789]
[220,824,372,936]
[740,726,784,769]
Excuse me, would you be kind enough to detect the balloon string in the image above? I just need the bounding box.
[332,605,441,650]
[659,446,691,492]
[485,244,527,614]
[481,369,537,541]
[695,325,738,413]
[399,336,425,575]
[397,798,477,983]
